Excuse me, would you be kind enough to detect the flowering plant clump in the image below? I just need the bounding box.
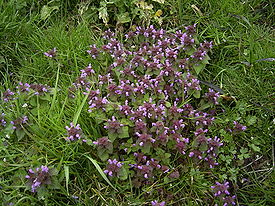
[44,48,57,58]
[10,116,28,130]
[65,122,86,142]
[64,24,246,204]
[0,81,53,140]
[0,113,6,127]
[211,181,236,205]
[104,159,123,177]
[151,200,166,206]
[25,166,52,192]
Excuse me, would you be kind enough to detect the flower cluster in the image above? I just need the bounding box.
[65,122,85,142]
[44,48,57,58]
[0,113,6,127]
[104,159,123,177]
[151,200,166,206]
[1,82,51,104]
[232,121,247,133]
[204,88,220,105]
[25,165,52,192]
[11,116,28,130]
[211,181,236,205]
[3,89,16,102]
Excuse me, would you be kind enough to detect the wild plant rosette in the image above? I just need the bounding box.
[68,25,237,205]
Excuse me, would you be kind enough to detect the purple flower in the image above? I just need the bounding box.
[93,137,112,148]
[232,121,247,132]
[30,84,50,95]
[185,24,196,35]
[87,44,99,59]
[222,195,236,206]
[65,122,83,141]
[0,113,6,127]
[118,100,132,116]
[191,48,207,61]
[104,116,124,134]
[204,88,220,105]
[88,96,109,112]
[104,159,123,177]
[25,165,52,192]
[17,82,30,93]
[3,89,15,102]
[80,64,95,77]
[211,181,230,196]
[103,29,115,39]
[44,48,57,58]
[11,116,28,130]
[151,200,166,206]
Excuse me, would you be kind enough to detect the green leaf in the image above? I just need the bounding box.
[118,167,128,180]
[84,155,118,191]
[64,165,69,194]
[48,177,60,189]
[152,0,165,3]
[246,115,257,126]
[165,101,171,107]
[40,5,59,20]
[31,108,38,116]
[29,97,37,106]
[16,129,25,141]
[108,132,118,142]
[99,6,109,24]
[193,90,200,98]
[141,143,151,154]
[120,126,129,138]
[193,63,205,75]
[37,186,48,200]
[249,143,260,152]
[98,149,109,161]
[73,91,90,125]
[117,12,131,24]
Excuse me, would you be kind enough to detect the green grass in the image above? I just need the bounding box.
[1,0,274,205]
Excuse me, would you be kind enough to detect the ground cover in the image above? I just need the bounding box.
[0,0,274,205]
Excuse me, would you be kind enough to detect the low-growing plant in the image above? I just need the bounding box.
[66,24,239,205]
[0,24,257,205]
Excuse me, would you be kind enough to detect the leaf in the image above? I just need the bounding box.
[138,1,153,10]
[154,10,163,17]
[40,5,59,20]
[16,129,25,141]
[193,63,205,75]
[249,143,260,152]
[120,126,129,138]
[193,90,200,98]
[84,155,118,191]
[29,97,37,106]
[118,167,128,180]
[99,6,109,25]
[108,132,118,142]
[64,165,69,194]
[141,143,151,154]
[98,148,109,161]
[73,91,90,125]
[246,115,257,126]
[117,12,131,24]
[48,177,61,189]
[37,186,48,200]
[153,0,165,4]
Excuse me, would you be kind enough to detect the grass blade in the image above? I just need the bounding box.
[50,63,60,112]
[84,155,118,192]
[64,165,69,195]
[73,91,89,125]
